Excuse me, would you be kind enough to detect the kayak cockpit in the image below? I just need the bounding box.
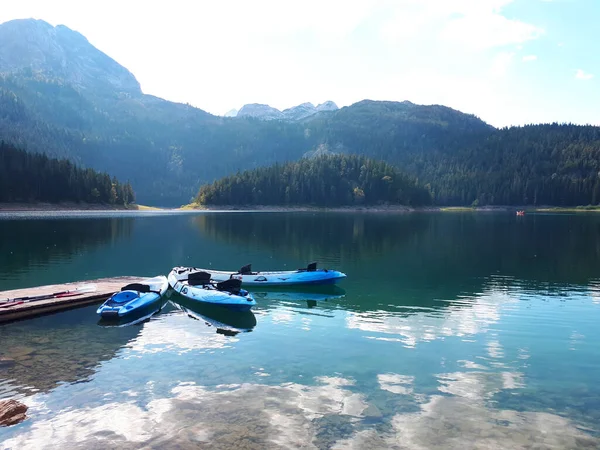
[104,290,140,307]
[184,270,244,296]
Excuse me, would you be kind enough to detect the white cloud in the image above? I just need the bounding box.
[442,13,542,50]
[490,51,516,77]
[522,55,538,62]
[380,0,543,49]
[576,69,594,80]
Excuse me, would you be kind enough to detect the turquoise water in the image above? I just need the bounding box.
[0,211,599,449]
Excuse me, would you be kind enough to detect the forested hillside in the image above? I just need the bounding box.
[315,102,600,206]
[196,154,432,207]
[0,141,134,205]
[2,19,600,207]
[423,124,600,206]
[0,72,317,205]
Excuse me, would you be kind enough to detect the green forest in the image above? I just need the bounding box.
[196,154,432,207]
[4,74,600,207]
[0,141,134,204]
[4,73,600,207]
[317,102,600,206]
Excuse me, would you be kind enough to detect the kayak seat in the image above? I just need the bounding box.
[298,262,318,272]
[216,278,242,295]
[237,264,255,275]
[188,271,212,286]
[121,283,151,293]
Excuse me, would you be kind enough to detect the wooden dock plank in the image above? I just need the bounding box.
[0,277,146,324]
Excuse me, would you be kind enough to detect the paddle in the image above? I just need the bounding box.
[0,284,98,304]
[0,301,24,309]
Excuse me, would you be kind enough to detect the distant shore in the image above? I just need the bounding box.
[0,202,161,212]
[182,204,584,213]
[185,204,600,213]
[182,204,417,212]
[3,202,599,214]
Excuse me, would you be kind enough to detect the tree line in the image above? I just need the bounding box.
[0,141,135,204]
[317,102,600,206]
[424,124,600,206]
[196,154,432,207]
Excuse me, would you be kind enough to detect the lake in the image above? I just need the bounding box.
[0,210,599,449]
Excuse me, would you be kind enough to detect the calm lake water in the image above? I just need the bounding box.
[1,211,600,449]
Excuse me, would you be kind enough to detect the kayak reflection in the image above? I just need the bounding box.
[251,286,346,300]
[251,286,346,309]
[97,299,169,328]
[170,293,257,335]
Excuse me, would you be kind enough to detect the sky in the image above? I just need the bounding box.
[0,0,599,127]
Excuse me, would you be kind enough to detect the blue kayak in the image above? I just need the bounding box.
[97,299,168,327]
[188,262,347,287]
[168,269,256,311]
[97,276,169,318]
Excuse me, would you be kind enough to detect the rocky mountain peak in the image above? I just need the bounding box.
[237,103,283,120]
[282,102,317,120]
[316,101,338,112]
[0,18,141,95]
[234,100,339,121]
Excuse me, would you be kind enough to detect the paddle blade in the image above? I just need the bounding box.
[71,284,97,294]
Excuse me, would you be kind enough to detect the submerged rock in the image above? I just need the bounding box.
[0,356,16,368]
[0,399,28,426]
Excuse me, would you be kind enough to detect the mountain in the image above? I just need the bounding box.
[235,100,339,121]
[2,18,600,207]
[318,101,600,205]
[237,103,283,120]
[224,108,238,117]
[316,101,338,112]
[0,19,313,205]
[0,19,140,95]
[282,102,317,121]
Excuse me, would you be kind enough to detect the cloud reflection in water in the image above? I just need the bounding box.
[5,374,597,450]
[346,291,515,348]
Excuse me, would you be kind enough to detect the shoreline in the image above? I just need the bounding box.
[0,202,162,212]
[184,204,595,213]
[184,204,413,212]
[2,202,599,214]
[185,204,600,213]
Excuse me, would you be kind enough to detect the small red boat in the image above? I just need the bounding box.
[516,210,525,216]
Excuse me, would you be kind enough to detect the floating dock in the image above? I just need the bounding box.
[0,277,144,324]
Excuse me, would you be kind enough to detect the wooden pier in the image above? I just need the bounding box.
[0,277,145,324]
